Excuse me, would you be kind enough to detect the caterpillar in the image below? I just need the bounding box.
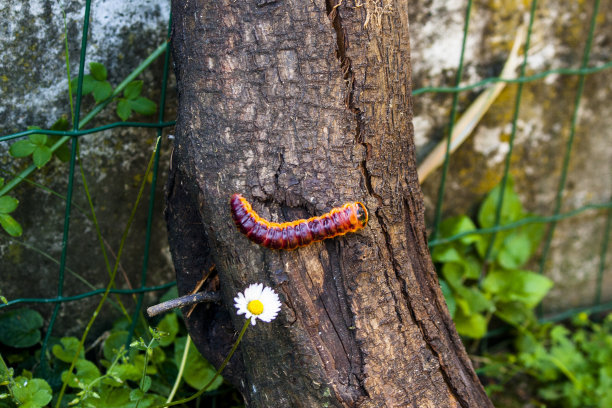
[230,193,368,250]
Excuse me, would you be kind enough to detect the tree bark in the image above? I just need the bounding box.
[166,0,494,407]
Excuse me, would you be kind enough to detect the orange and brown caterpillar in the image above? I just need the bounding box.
[230,193,368,250]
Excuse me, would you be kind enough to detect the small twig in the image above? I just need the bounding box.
[186,265,216,318]
[146,292,221,317]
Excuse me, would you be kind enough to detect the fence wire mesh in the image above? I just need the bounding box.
[0,0,611,369]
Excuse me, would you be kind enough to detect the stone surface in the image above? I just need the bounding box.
[0,0,175,338]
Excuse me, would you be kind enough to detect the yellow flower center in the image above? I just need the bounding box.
[247,299,264,315]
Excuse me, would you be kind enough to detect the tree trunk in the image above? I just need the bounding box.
[166,0,494,407]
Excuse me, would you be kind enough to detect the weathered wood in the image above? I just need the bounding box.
[167,0,493,406]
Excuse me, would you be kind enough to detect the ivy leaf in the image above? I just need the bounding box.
[92,80,113,103]
[52,337,83,363]
[157,313,179,347]
[124,80,143,100]
[61,359,101,388]
[0,213,23,237]
[12,377,52,408]
[0,196,19,213]
[478,176,524,228]
[497,231,532,269]
[441,262,464,290]
[453,309,488,339]
[128,97,157,116]
[174,337,223,391]
[89,62,108,81]
[495,302,534,326]
[9,139,36,157]
[0,308,43,348]
[438,215,482,246]
[432,244,463,264]
[32,146,52,168]
[117,99,132,121]
[103,331,129,362]
[482,269,553,308]
[105,362,141,385]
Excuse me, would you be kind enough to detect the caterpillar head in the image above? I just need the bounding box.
[355,202,368,228]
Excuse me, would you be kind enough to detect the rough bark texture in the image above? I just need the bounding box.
[167,0,493,407]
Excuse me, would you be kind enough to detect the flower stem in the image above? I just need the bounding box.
[165,336,191,404]
[160,319,250,407]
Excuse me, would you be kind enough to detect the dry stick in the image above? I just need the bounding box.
[146,292,221,317]
[186,265,216,318]
[417,23,527,183]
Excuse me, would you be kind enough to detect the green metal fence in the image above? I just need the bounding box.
[0,1,175,373]
[425,0,612,319]
[0,0,611,371]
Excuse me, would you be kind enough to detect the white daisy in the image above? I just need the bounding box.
[234,283,281,325]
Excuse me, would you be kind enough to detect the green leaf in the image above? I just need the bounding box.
[52,337,83,363]
[432,244,463,264]
[12,377,52,408]
[438,215,482,245]
[46,135,71,162]
[441,262,464,289]
[478,177,524,228]
[174,337,223,391]
[453,309,488,339]
[497,231,532,269]
[28,133,47,146]
[89,62,107,81]
[117,99,132,121]
[482,269,553,308]
[61,359,101,388]
[105,363,141,385]
[455,286,494,315]
[439,280,456,318]
[92,81,113,103]
[9,139,36,157]
[103,331,129,362]
[0,213,23,237]
[495,302,534,326]
[475,230,511,261]
[157,313,179,347]
[71,75,97,95]
[32,146,52,168]
[123,80,143,100]
[93,385,131,406]
[160,286,178,304]
[128,97,157,116]
[461,255,482,280]
[0,308,43,348]
[141,375,152,393]
[50,116,71,131]
[0,196,19,214]
[82,74,97,95]
[130,388,144,401]
[521,219,545,255]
